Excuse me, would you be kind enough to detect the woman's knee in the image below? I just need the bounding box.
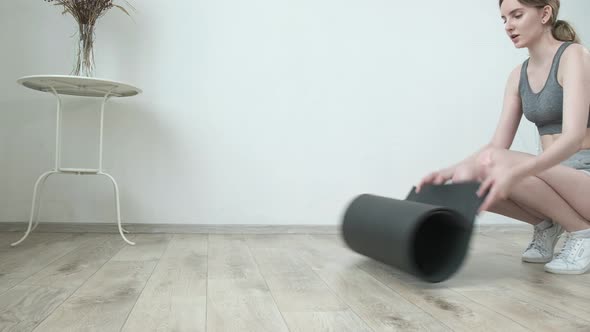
[474,146,503,179]
[452,163,479,182]
[453,146,505,183]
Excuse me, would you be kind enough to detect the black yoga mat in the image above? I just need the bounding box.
[341,181,487,283]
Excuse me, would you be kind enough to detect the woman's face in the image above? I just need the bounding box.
[500,0,548,48]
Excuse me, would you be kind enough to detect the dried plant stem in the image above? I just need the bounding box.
[45,0,134,77]
[74,23,96,76]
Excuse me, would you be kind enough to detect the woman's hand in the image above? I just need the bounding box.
[416,167,455,193]
[476,164,525,213]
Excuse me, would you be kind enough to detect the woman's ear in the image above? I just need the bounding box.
[540,5,553,24]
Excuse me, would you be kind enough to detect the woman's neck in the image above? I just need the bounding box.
[527,31,562,66]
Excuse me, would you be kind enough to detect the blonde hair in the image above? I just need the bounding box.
[499,0,580,43]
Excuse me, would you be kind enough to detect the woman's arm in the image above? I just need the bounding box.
[515,44,590,177]
[416,65,525,190]
[446,65,524,171]
[489,64,525,150]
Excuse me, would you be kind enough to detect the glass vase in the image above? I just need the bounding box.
[73,23,96,77]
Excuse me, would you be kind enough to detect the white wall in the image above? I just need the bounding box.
[1,0,589,225]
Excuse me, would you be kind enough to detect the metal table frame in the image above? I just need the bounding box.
[13,75,142,246]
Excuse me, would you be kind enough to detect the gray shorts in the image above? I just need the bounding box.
[559,148,590,173]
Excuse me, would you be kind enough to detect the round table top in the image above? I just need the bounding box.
[17,75,142,97]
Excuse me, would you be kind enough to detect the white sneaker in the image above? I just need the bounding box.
[544,233,590,274]
[522,221,563,263]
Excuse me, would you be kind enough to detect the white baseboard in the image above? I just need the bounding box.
[0,222,340,234]
[0,221,531,235]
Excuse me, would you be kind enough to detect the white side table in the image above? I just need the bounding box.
[14,75,142,246]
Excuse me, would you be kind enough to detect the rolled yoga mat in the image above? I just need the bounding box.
[341,182,487,283]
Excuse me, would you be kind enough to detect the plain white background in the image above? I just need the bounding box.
[1,0,589,225]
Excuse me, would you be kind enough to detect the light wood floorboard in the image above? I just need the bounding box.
[0,227,588,331]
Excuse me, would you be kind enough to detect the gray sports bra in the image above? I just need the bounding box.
[519,41,590,136]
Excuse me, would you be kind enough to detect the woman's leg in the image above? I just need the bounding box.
[487,198,545,225]
[451,161,548,225]
[454,147,590,273]
[452,149,564,264]
[479,147,590,232]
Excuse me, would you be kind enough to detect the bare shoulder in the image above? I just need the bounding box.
[561,43,590,68]
[563,43,589,57]
[506,62,523,92]
[509,62,523,79]
[559,43,590,83]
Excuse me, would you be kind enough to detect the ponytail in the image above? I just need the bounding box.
[552,20,580,43]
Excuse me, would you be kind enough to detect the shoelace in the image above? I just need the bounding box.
[527,226,550,254]
[554,233,582,262]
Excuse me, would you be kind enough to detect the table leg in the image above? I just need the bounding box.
[31,171,54,232]
[99,172,135,245]
[11,170,58,247]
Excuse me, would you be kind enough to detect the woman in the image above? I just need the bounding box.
[416,0,590,274]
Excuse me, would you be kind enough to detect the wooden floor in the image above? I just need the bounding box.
[1,227,590,331]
